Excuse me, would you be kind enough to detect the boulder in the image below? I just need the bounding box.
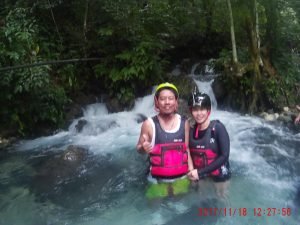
[31,145,89,192]
[75,119,88,132]
[62,145,89,162]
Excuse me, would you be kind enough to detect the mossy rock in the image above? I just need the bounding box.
[166,75,196,100]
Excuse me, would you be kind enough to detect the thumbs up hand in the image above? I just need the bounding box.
[137,134,152,154]
[141,134,152,153]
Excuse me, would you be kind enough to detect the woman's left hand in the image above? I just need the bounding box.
[188,169,199,181]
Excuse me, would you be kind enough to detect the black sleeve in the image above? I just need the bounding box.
[197,121,230,177]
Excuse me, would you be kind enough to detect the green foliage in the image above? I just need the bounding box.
[1,0,300,136]
[0,69,68,135]
[93,0,186,104]
[56,64,80,93]
[0,8,37,63]
[261,77,281,106]
[0,6,68,135]
[94,39,166,104]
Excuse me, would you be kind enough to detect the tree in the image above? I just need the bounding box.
[226,0,238,63]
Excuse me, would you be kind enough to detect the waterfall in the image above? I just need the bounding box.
[194,79,218,111]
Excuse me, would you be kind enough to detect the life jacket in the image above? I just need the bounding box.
[149,116,188,178]
[189,120,221,176]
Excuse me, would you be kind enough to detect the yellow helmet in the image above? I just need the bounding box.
[155,82,178,98]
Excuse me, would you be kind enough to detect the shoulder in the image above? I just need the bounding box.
[210,120,227,133]
[177,113,190,124]
[211,120,229,136]
[175,113,182,120]
[141,118,153,130]
[178,114,190,127]
[211,120,225,128]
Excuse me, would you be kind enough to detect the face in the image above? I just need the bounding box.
[191,106,210,124]
[155,89,178,115]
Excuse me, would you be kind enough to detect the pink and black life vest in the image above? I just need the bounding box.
[149,116,188,178]
[189,120,221,176]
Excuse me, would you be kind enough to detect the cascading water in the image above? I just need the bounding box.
[0,76,299,225]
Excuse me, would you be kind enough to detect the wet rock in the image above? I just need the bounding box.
[63,145,89,162]
[0,136,17,151]
[283,106,289,112]
[171,65,182,76]
[30,149,125,210]
[278,113,293,123]
[75,119,88,132]
[64,93,99,128]
[31,145,89,191]
[258,107,300,133]
[74,118,119,135]
[135,113,147,123]
[0,137,11,150]
[167,74,197,100]
[259,112,279,121]
[212,78,226,105]
[84,119,118,135]
[106,97,135,113]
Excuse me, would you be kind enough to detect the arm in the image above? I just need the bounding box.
[185,120,194,171]
[197,122,230,177]
[136,119,153,154]
[295,113,300,124]
[295,105,300,125]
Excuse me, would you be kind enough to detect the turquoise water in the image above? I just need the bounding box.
[1,97,299,225]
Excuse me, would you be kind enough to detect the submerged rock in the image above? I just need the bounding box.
[30,145,90,201]
[29,146,135,210]
[31,145,89,182]
[62,145,89,162]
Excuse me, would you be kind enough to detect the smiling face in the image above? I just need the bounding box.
[155,89,178,115]
[191,106,210,126]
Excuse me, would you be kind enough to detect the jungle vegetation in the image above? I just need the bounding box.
[0,0,299,136]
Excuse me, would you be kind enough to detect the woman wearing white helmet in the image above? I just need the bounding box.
[187,89,231,199]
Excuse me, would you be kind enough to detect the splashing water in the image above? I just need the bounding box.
[0,82,299,225]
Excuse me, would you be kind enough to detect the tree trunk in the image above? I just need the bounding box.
[226,0,238,63]
[254,0,263,66]
[246,22,263,113]
[260,0,278,77]
[47,0,63,49]
[83,0,90,57]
